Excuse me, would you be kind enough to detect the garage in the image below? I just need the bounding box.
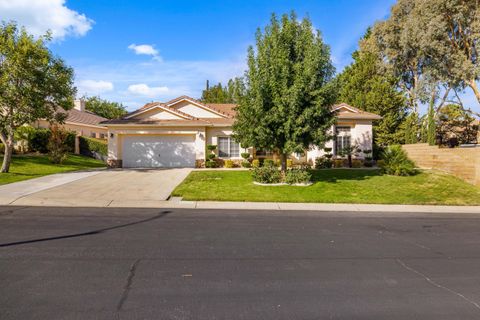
[122,135,196,168]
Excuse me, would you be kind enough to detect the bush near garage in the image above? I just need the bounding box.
[14,126,75,153]
[79,136,108,161]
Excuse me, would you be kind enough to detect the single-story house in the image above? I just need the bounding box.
[101,95,381,168]
[34,99,108,139]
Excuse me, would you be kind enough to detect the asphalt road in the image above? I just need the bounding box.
[1,206,480,320]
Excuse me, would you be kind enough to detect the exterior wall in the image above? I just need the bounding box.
[106,126,206,163]
[403,143,480,186]
[205,127,248,159]
[305,120,373,163]
[175,101,222,118]
[35,120,107,138]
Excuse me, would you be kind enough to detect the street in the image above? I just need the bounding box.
[1,206,480,319]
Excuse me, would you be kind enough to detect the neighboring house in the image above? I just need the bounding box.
[101,95,380,168]
[34,100,108,139]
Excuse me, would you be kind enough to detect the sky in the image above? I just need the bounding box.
[0,0,478,112]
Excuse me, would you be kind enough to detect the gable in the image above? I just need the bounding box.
[332,104,359,114]
[170,100,222,119]
[132,107,185,120]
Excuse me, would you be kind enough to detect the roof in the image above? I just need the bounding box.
[61,108,108,127]
[332,103,382,120]
[102,96,381,126]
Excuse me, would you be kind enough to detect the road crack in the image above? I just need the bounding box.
[117,259,141,312]
[396,258,480,312]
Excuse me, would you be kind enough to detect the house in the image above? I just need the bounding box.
[34,100,108,139]
[101,96,381,168]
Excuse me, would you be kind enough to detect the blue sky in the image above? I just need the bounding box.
[1,0,478,112]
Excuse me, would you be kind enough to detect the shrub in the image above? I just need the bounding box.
[207,144,217,151]
[251,166,281,183]
[48,125,69,164]
[380,145,417,176]
[274,159,281,167]
[79,136,107,159]
[315,157,332,169]
[363,159,374,167]
[352,159,363,168]
[224,159,234,168]
[287,159,293,168]
[0,143,5,154]
[252,159,260,168]
[376,159,385,168]
[241,160,251,168]
[263,159,275,167]
[333,159,345,168]
[207,153,216,160]
[205,160,218,168]
[285,169,311,184]
[30,128,51,153]
[241,152,250,159]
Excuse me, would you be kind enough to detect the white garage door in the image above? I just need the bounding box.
[122,135,196,168]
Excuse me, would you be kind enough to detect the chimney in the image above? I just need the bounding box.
[74,99,86,112]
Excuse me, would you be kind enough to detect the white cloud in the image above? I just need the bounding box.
[71,57,247,111]
[77,80,114,95]
[127,84,169,98]
[128,44,162,61]
[0,0,93,40]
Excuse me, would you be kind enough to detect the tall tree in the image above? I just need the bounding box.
[338,31,407,146]
[233,12,337,172]
[83,96,127,119]
[0,22,75,172]
[414,0,480,105]
[200,78,244,103]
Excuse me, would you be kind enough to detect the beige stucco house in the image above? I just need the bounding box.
[34,100,108,139]
[101,96,380,168]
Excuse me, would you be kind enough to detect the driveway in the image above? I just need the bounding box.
[9,168,192,207]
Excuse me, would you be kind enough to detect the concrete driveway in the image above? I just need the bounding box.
[9,168,192,207]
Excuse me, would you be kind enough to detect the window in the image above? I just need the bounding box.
[90,132,97,138]
[335,126,351,154]
[100,133,105,139]
[218,137,240,158]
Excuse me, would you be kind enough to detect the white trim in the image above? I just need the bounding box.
[124,103,193,120]
[166,97,228,118]
[332,104,359,113]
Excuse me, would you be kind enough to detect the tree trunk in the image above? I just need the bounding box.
[280,153,287,174]
[0,133,13,173]
[347,154,352,168]
[469,79,480,105]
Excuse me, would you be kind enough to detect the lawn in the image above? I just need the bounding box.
[172,169,480,205]
[0,154,106,186]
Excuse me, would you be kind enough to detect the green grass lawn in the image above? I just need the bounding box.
[0,154,106,186]
[172,169,480,205]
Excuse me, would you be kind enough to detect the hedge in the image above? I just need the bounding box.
[15,126,75,153]
[79,136,108,161]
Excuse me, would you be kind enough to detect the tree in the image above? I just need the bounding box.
[84,96,127,119]
[426,96,436,145]
[413,0,480,105]
[233,13,337,173]
[0,22,75,172]
[436,104,478,146]
[200,78,245,103]
[338,31,407,146]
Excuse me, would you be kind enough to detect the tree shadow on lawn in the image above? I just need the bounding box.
[311,169,381,183]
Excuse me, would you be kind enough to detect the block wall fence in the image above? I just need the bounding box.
[402,143,480,186]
